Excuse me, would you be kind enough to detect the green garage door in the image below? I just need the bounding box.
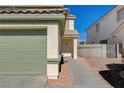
[0,30,47,75]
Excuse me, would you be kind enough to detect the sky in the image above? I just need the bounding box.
[64,5,115,42]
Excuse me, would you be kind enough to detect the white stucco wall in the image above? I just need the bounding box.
[87,11,118,44]
[113,27,124,48]
[87,6,124,44]
[98,12,118,42]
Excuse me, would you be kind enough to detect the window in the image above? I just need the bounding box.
[117,7,124,21]
[99,39,108,44]
[96,23,100,32]
[92,41,95,44]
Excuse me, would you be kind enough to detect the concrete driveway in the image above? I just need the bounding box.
[0,75,47,88]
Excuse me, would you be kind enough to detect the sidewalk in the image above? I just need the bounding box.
[67,57,111,88]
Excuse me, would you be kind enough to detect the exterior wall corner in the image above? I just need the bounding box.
[73,38,78,59]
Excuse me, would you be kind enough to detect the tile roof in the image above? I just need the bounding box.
[0,6,68,14]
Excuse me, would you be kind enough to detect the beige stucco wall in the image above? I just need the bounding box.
[47,23,59,58]
[61,39,73,56]
[64,17,78,59]
[69,20,74,30]
[73,38,78,59]
[65,20,74,30]
[47,64,59,79]
[46,23,60,79]
[61,38,78,59]
[87,25,98,43]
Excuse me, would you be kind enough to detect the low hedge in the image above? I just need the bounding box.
[121,48,124,58]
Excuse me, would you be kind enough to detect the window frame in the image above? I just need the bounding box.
[96,23,100,32]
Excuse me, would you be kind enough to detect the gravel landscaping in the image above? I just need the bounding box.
[78,57,122,75]
[78,57,124,88]
[45,63,72,88]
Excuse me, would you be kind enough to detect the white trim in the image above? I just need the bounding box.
[73,38,77,59]
[47,64,59,79]
[62,53,72,57]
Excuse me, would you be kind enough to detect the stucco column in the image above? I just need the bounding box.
[47,24,60,79]
[116,43,122,59]
[73,38,77,59]
[47,24,59,58]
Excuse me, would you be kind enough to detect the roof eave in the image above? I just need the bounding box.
[61,35,80,38]
[86,5,118,31]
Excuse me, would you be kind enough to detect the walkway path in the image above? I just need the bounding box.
[67,57,111,88]
[0,75,47,88]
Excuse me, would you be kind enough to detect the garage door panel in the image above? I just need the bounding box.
[1,66,46,75]
[0,30,47,75]
[0,60,47,65]
[0,50,46,56]
[0,37,46,49]
[0,56,46,61]
[0,30,47,36]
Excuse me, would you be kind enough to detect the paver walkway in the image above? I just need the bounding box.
[67,57,111,88]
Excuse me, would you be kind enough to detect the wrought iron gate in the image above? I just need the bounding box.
[106,44,117,58]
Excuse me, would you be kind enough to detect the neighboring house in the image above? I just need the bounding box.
[86,5,124,48]
[0,6,79,79]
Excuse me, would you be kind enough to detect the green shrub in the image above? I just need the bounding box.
[121,48,124,58]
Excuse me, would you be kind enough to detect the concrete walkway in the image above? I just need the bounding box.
[67,57,111,88]
[0,75,47,88]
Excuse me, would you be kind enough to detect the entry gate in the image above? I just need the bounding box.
[106,44,117,58]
